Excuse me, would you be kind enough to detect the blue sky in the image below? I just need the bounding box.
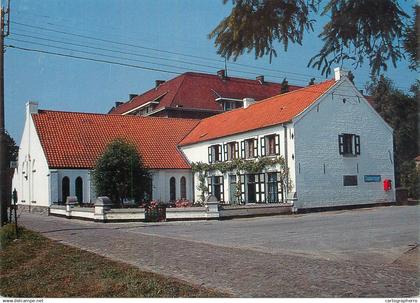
[5,0,417,141]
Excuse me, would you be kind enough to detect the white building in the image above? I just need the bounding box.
[12,106,198,209]
[12,68,395,211]
[179,69,395,210]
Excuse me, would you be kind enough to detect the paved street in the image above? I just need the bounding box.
[19,205,419,297]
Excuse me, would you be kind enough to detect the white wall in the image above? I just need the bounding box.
[293,78,395,209]
[12,103,51,207]
[181,126,293,203]
[150,169,193,202]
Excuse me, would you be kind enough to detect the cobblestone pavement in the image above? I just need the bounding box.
[19,206,419,297]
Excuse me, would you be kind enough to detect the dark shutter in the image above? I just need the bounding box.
[217,145,222,162]
[253,138,258,158]
[355,135,360,155]
[220,176,224,202]
[235,142,239,159]
[338,135,344,155]
[275,134,280,154]
[260,136,266,156]
[208,146,212,163]
[223,143,228,161]
[240,141,245,158]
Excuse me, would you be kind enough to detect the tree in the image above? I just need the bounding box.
[92,139,150,206]
[366,76,418,196]
[209,1,416,76]
[5,131,18,164]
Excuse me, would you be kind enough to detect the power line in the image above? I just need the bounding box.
[7,44,373,99]
[7,35,313,83]
[6,44,183,75]
[11,20,326,81]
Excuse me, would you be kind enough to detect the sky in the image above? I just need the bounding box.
[5,0,417,142]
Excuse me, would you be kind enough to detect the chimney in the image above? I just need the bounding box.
[334,67,349,81]
[115,101,123,107]
[155,80,165,87]
[217,69,226,79]
[129,94,138,100]
[26,101,38,115]
[243,98,255,109]
[256,75,264,84]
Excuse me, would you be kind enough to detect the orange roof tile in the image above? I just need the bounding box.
[180,80,337,146]
[32,111,199,169]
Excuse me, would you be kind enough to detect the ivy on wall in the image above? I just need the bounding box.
[191,156,292,202]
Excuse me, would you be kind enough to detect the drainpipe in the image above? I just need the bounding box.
[283,125,289,201]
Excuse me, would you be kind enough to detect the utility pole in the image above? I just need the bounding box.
[0,0,10,226]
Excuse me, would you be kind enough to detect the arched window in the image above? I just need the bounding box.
[62,176,70,204]
[75,177,83,204]
[180,176,186,200]
[169,177,176,201]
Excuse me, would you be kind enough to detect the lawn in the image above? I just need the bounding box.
[0,224,227,298]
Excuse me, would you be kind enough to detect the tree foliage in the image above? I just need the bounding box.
[92,139,150,206]
[210,0,416,76]
[5,131,18,164]
[367,76,418,197]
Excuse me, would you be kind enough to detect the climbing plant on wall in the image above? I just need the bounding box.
[191,156,292,202]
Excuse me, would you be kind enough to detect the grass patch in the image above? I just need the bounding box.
[0,226,227,298]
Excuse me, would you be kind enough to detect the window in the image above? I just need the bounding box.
[208,176,224,202]
[260,134,280,156]
[267,172,284,203]
[208,145,222,163]
[241,138,258,159]
[245,173,265,203]
[343,175,358,186]
[62,176,70,204]
[223,101,242,111]
[169,177,176,201]
[224,142,239,161]
[339,134,360,156]
[180,177,187,199]
[75,177,83,204]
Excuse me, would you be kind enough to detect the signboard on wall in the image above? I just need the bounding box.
[364,175,381,182]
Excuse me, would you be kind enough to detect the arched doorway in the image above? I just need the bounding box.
[169,177,176,201]
[75,177,83,204]
[180,176,186,199]
[62,176,70,204]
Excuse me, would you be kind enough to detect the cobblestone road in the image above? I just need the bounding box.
[19,206,419,297]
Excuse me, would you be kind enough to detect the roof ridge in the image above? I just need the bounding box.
[169,72,189,107]
[37,109,200,123]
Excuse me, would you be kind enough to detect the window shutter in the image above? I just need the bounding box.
[223,143,228,161]
[220,176,224,202]
[217,145,222,162]
[207,177,212,195]
[208,146,212,163]
[338,135,344,155]
[260,136,266,156]
[253,138,258,158]
[275,134,280,154]
[235,142,239,159]
[355,135,360,155]
[240,141,245,158]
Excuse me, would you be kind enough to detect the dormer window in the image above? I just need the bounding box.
[224,141,239,161]
[339,134,360,156]
[208,144,222,163]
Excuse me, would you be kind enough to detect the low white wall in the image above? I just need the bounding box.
[219,203,292,218]
[105,209,145,221]
[166,207,208,220]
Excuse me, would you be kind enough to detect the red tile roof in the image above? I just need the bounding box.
[180,80,337,146]
[109,72,301,115]
[32,111,199,169]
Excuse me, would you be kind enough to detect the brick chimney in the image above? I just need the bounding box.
[155,80,165,87]
[217,69,226,79]
[256,75,264,84]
